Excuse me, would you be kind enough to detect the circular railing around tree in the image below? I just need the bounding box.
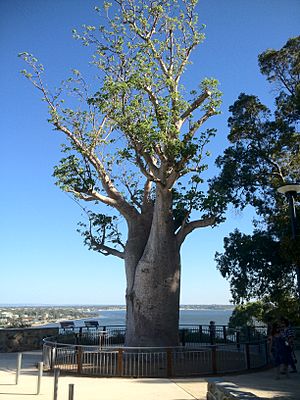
[42,324,269,377]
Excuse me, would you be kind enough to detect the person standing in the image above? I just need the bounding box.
[281,317,297,373]
[269,322,289,379]
[209,320,216,345]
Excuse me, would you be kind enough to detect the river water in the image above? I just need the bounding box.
[69,308,233,327]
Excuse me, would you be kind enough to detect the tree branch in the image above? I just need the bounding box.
[178,90,211,126]
[186,108,217,138]
[90,237,125,259]
[68,188,118,207]
[88,215,125,259]
[124,15,170,78]
[143,85,165,131]
[176,216,216,247]
[53,121,140,220]
[142,179,153,213]
[175,41,199,84]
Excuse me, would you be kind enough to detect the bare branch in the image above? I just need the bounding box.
[68,188,118,207]
[175,41,199,84]
[176,216,216,247]
[142,179,153,213]
[186,108,217,138]
[90,236,125,259]
[90,116,109,151]
[179,90,211,125]
[53,121,140,220]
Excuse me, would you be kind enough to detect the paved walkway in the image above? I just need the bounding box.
[0,351,299,400]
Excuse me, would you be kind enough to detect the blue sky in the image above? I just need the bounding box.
[0,0,299,305]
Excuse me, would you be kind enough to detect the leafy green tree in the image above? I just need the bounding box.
[228,301,266,328]
[213,36,300,303]
[215,229,296,304]
[19,0,223,346]
[228,298,300,328]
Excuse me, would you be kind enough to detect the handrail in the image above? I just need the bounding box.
[42,336,269,378]
[43,339,266,349]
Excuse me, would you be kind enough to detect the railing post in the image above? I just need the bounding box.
[265,339,270,365]
[117,348,123,376]
[36,362,43,395]
[236,330,240,350]
[198,325,203,343]
[245,343,251,370]
[50,344,57,371]
[53,368,60,400]
[166,349,173,377]
[211,345,217,374]
[222,325,227,343]
[181,329,186,347]
[15,352,22,385]
[77,346,83,374]
[68,384,74,400]
[247,326,251,342]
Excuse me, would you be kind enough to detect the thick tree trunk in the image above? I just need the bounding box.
[125,187,180,347]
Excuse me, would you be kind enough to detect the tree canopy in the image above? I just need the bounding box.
[212,36,299,216]
[214,36,300,308]
[19,0,223,256]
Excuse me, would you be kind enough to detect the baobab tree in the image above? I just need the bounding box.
[20,0,224,346]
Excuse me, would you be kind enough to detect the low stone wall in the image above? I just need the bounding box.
[207,379,259,399]
[0,327,58,352]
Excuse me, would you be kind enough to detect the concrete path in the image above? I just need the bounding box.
[0,351,299,400]
[218,355,300,400]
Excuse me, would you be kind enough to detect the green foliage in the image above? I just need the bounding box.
[214,36,300,307]
[77,212,123,255]
[212,36,300,219]
[258,36,300,124]
[228,301,266,328]
[229,298,300,328]
[216,229,296,303]
[20,0,224,257]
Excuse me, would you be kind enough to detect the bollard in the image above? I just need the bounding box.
[53,368,60,400]
[36,362,43,395]
[15,353,22,385]
[68,384,74,400]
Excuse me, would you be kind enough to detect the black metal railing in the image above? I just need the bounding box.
[57,324,268,347]
[43,324,270,377]
[43,339,268,377]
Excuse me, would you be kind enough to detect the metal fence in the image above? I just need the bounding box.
[56,324,267,348]
[43,333,268,378]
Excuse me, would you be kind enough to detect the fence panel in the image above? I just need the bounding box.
[122,350,167,377]
[43,327,269,377]
[173,349,213,376]
[215,345,246,373]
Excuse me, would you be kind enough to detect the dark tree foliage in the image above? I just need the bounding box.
[214,36,300,305]
[228,299,300,328]
[211,36,300,216]
[215,229,295,304]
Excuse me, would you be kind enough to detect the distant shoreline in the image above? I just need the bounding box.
[0,304,234,311]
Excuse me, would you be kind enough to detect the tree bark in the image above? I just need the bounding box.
[124,187,181,347]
